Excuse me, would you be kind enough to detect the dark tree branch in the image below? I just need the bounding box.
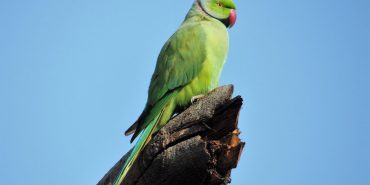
[98,85,245,185]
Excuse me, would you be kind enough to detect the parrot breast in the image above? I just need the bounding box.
[175,20,229,107]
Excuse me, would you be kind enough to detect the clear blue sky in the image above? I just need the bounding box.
[0,0,369,184]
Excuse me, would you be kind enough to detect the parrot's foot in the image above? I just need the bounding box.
[191,94,205,104]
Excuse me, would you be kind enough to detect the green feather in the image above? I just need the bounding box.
[115,91,177,185]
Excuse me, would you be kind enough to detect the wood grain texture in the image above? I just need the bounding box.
[98,85,245,185]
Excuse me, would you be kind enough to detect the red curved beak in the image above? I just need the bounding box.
[228,9,237,28]
[229,10,236,28]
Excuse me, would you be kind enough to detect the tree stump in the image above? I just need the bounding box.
[98,85,245,185]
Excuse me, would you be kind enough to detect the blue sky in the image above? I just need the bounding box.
[0,0,369,184]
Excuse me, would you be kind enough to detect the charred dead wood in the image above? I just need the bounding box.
[98,85,245,185]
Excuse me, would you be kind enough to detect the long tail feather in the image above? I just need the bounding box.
[114,92,177,185]
[114,111,163,185]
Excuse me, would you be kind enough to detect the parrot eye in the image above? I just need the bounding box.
[216,2,224,7]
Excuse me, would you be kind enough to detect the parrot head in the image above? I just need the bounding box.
[199,0,237,28]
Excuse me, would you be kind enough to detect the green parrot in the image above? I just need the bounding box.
[114,0,236,184]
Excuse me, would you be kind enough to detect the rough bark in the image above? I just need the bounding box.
[98,85,245,185]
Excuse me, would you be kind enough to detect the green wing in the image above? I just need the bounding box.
[148,22,207,106]
[127,22,208,141]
